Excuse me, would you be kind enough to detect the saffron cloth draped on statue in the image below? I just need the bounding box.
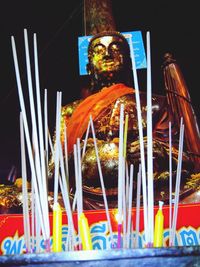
[66,83,134,153]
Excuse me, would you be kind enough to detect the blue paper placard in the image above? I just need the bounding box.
[78,31,147,75]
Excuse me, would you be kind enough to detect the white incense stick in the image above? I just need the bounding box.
[33,33,50,238]
[77,118,92,215]
[171,118,184,246]
[74,144,81,215]
[20,113,31,253]
[125,163,130,211]
[72,191,77,212]
[58,142,76,250]
[123,163,130,248]
[35,198,41,253]
[48,129,54,158]
[134,165,142,248]
[59,176,71,251]
[54,91,62,204]
[48,120,74,251]
[71,118,91,223]
[118,104,124,228]
[82,118,91,159]
[33,131,50,250]
[129,35,148,246]
[169,121,173,246]
[118,104,125,249]
[122,158,126,248]
[89,115,114,246]
[126,164,134,248]
[48,128,75,251]
[73,144,82,249]
[44,89,49,171]
[77,138,83,214]
[146,31,154,246]
[30,177,35,252]
[64,124,69,184]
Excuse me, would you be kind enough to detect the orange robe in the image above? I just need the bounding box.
[66,83,134,153]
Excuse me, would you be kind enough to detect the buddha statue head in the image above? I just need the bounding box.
[87,31,133,92]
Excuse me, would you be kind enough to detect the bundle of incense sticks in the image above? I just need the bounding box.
[11,29,51,251]
[11,29,185,253]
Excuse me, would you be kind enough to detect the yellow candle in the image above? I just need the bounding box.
[154,201,164,247]
[78,212,92,250]
[52,202,62,252]
[123,114,129,158]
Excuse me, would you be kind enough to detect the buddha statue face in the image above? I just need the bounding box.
[87,31,133,91]
[88,35,126,73]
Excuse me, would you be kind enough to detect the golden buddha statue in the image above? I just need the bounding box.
[48,31,196,209]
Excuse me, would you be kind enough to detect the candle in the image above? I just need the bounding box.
[154,201,164,247]
[79,212,92,250]
[52,202,62,252]
[123,114,129,158]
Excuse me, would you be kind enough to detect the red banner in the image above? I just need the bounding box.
[1,203,200,255]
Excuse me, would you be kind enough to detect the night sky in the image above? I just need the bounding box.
[0,1,199,179]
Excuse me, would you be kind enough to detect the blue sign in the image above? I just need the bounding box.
[78,31,147,75]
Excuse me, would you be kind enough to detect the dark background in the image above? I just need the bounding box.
[0,1,199,179]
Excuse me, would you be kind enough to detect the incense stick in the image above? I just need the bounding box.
[44,89,49,173]
[146,31,154,246]
[30,178,35,252]
[52,91,63,252]
[54,91,62,204]
[33,33,50,239]
[123,114,129,158]
[35,200,41,253]
[58,142,76,251]
[48,122,75,251]
[134,165,142,248]
[171,118,184,246]
[82,118,91,159]
[122,158,126,248]
[169,121,173,246]
[129,35,148,246]
[20,113,31,253]
[77,138,83,214]
[76,136,93,250]
[89,115,114,247]
[126,164,134,248]
[64,124,69,187]
[123,114,129,248]
[73,144,82,250]
[117,104,124,248]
